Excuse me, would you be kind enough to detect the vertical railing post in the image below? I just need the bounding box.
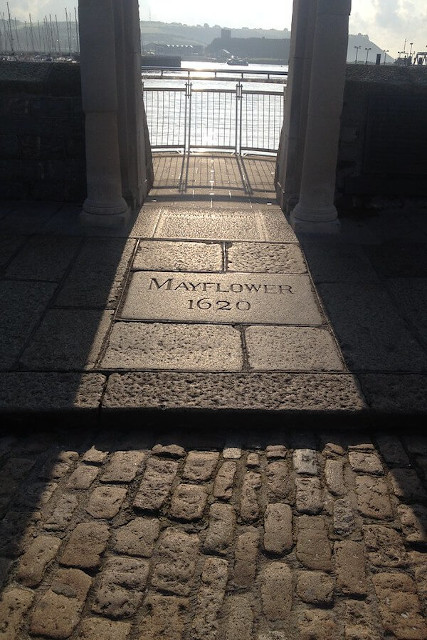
[235,81,243,155]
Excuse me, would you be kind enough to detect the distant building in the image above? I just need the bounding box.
[207,31,290,63]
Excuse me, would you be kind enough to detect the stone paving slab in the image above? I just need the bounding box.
[102,371,366,413]
[0,235,25,267]
[245,326,345,371]
[227,242,305,273]
[0,427,426,640]
[133,239,224,272]
[121,271,323,325]
[5,235,82,281]
[101,322,243,371]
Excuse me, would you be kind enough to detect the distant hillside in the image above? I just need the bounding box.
[141,22,394,63]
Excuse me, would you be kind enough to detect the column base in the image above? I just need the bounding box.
[290,203,340,234]
[81,198,130,227]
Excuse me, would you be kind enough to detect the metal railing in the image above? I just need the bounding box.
[142,80,285,155]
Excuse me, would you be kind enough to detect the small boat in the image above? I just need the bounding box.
[226,56,249,66]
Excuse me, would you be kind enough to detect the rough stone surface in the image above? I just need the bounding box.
[44,493,79,531]
[102,322,243,371]
[220,594,254,640]
[355,475,393,520]
[260,562,292,621]
[91,557,149,619]
[293,449,319,475]
[182,451,219,481]
[103,371,366,412]
[78,617,131,640]
[397,503,427,543]
[334,541,367,595]
[0,588,34,639]
[325,458,346,496]
[60,522,109,569]
[101,451,146,483]
[86,486,127,519]
[213,461,237,499]
[138,594,189,640]
[296,516,332,571]
[363,524,408,567]
[264,503,293,554]
[266,460,292,502]
[191,557,228,640]
[227,242,306,273]
[348,450,384,475]
[296,476,323,514]
[30,568,92,638]
[233,528,259,588]
[389,468,427,502]
[296,571,335,605]
[170,483,208,521]
[203,503,236,554]
[133,458,178,512]
[333,497,357,536]
[297,609,337,640]
[66,464,99,489]
[17,535,61,587]
[246,326,344,371]
[113,518,160,557]
[151,528,199,596]
[134,239,223,272]
[240,470,261,522]
[373,572,427,640]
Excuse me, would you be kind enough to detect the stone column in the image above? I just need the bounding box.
[79,0,129,226]
[290,0,351,233]
[275,0,316,212]
[114,0,153,209]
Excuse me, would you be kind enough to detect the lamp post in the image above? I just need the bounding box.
[354,45,361,63]
[365,47,371,64]
[383,49,389,64]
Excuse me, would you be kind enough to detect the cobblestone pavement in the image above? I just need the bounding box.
[0,426,426,640]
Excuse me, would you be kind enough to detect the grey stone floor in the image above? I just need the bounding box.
[0,153,427,422]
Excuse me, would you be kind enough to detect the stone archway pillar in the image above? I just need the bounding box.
[79,0,129,225]
[275,0,316,212]
[290,0,351,233]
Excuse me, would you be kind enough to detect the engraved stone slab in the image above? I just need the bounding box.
[120,271,322,325]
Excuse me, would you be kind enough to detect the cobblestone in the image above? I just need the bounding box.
[60,522,109,569]
[1,433,426,640]
[373,572,427,640]
[203,503,235,554]
[138,594,189,640]
[397,503,427,543]
[260,562,292,621]
[213,460,237,499]
[191,557,228,640]
[240,470,261,522]
[86,485,127,519]
[16,535,61,586]
[220,594,254,640]
[113,517,160,557]
[101,450,146,482]
[266,460,292,502]
[296,516,332,571]
[363,524,407,567]
[151,528,199,596]
[354,475,393,520]
[296,476,323,514]
[389,468,427,502]
[0,587,34,639]
[92,556,149,618]
[263,503,293,554]
[182,451,219,481]
[325,458,346,496]
[66,464,99,489]
[78,617,132,640]
[170,483,208,520]
[133,457,178,512]
[334,541,367,596]
[293,449,319,475]
[30,568,91,638]
[233,527,259,588]
[296,570,335,605]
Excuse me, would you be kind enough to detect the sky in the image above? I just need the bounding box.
[4,0,427,58]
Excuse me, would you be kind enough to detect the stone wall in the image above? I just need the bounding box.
[0,61,86,202]
[337,64,427,205]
